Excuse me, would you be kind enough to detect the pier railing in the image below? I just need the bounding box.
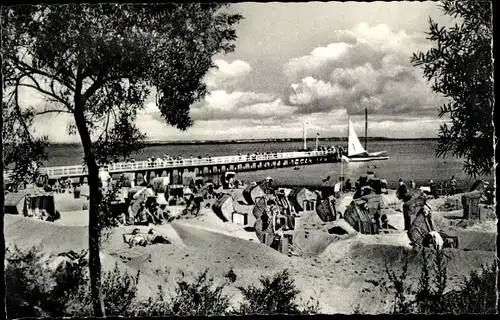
[39,150,332,178]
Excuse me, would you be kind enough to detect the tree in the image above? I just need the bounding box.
[2,6,49,189]
[411,0,493,178]
[2,3,243,316]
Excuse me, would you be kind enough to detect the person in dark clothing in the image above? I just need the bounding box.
[396,179,408,213]
[355,181,360,193]
[396,179,408,200]
[345,179,352,192]
[429,180,438,198]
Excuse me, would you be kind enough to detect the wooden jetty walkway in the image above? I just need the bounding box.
[38,150,337,184]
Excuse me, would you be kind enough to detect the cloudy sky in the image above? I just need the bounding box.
[31,1,453,143]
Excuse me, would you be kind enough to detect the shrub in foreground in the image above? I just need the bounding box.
[386,248,497,314]
[236,269,319,315]
[5,245,139,318]
[6,246,319,317]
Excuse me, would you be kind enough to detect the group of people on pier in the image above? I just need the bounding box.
[96,147,342,171]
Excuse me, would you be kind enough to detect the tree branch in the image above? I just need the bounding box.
[82,63,109,101]
[21,74,74,112]
[13,79,34,144]
[15,58,76,93]
[35,109,73,116]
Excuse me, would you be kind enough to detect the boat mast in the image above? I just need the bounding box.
[303,121,307,150]
[364,107,368,151]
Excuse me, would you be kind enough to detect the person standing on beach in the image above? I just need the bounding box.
[334,177,342,198]
[396,179,408,212]
[410,180,416,190]
[126,203,136,225]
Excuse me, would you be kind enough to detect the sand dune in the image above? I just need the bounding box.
[4,186,496,314]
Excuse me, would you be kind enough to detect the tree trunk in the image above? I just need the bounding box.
[74,101,106,317]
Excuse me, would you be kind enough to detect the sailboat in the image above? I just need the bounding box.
[343,111,389,162]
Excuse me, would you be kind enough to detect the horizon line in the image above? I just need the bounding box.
[46,136,439,145]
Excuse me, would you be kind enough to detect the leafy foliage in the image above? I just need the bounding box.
[237,269,319,315]
[6,247,323,318]
[169,269,231,316]
[2,104,49,188]
[386,252,412,313]
[411,0,493,177]
[5,245,140,318]
[3,3,243,139]
[442,262,497,314]
[92,110,146,164]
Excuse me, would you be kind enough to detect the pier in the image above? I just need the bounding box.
[38,150,337,184]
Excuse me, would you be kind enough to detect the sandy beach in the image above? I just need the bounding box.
[4,186,496,314]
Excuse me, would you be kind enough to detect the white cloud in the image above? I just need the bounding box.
[24,3,454,142]
[284,42,353,81]
[190,90,294,121]
[204,59,252,90]
[283,23,448,117]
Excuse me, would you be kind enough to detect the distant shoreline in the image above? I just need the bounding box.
[47,137,439,146]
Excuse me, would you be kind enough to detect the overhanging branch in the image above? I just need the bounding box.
[15,58,76,93]
[13,79,34,144]
[35,109,73,116]
[20,74,74,112]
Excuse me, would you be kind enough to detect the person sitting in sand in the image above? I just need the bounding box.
[123,228,148,247]
[38,209,50,221]
[449,175,457,195]
[114,211,128,226]
[123,228,171,248]
[345,179,352,192]
[135,202,150,226]
[150,203,168,224]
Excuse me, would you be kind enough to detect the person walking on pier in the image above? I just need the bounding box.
[154,157,163,167]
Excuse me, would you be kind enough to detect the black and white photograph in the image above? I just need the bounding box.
[1,1,496,317]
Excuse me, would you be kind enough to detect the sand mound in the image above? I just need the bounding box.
[54,192,88,212]
[444,229,496,252]
[109,220,294,294]
[103,224,186,253]
[4,214,88,254]
[319,232,413,261]
[291,209,357,257]
[55,210,89,226]
[4,214,165,297]
[347,243,496,276]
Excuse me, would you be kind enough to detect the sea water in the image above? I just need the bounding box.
[43,140,492,189]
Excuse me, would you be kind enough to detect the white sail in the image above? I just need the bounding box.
[348,119,367,157]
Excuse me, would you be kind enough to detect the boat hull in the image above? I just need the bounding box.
[347,156,389,162]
